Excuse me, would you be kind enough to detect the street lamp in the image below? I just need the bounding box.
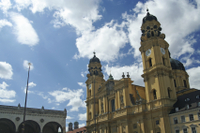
[22,63,31,133]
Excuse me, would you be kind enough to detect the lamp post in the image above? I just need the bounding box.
[22,63,31,133]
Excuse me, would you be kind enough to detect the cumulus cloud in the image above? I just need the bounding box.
[105,62,144,86]
[78,112,86,121]
[0,0,12,13]
[9,12,39,46]
[23,60,34,70]
[75,20,128,62]
[187,66,200,89]
[78,82,85,88]
[123,0,200,59]
[79,123,86,128]
[0,19,12,29]
[0,82,16,103]
[66,116,73,120]
[24,81,37,94]
[49,87,85,111]
[0,61,13,79]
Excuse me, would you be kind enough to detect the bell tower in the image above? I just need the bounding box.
[139,9,177,107]
[85,52,105,126]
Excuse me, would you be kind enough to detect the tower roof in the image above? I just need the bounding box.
[142,9,157,24]
[170,58,185,71]
[89,52,100,64]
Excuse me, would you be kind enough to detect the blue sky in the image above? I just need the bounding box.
[0,0,200,130]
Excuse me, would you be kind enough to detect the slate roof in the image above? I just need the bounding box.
[170,90,200,114]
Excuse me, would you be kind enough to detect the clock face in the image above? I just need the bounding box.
[160,48,165,54]
[145,49,151,56]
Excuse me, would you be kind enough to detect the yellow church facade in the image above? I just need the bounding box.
[85,10,199,133]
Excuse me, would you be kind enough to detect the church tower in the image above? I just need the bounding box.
[85,52,105,125]
[139,10,177,132]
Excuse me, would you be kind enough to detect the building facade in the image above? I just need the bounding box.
[0,104,66,133]
[85,10,198,133]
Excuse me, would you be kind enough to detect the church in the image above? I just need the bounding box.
[85,10,200,133]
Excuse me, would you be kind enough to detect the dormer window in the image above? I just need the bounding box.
[175,107,179,112]
[185,98,190,102]
[186,104,190,109]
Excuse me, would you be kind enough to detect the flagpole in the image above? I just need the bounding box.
[22,63,31,133]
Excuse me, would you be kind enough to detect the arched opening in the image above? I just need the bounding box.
[153,89,157,100]
[168,88,171,98]
[0,118,16,133]
[162,57,165,65]
[18,120,40,133]
[43,122,63,133]
[149,58,152,67]
[174,79,176,87]
[183,80,187,88]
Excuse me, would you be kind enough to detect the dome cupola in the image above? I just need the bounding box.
[142,9,157,24]
[170,58,185,71]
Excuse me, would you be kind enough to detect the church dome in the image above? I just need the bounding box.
[170,58,185,71]
[143,10,157,24]
[89,52,100,64]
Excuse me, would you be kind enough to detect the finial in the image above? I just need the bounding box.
[127,72,130,78]
[122,72,125,78]
[93,51,96,56]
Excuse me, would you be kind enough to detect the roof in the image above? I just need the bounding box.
[66,126,86,133]
[170,90,200,114]
[170,58,185,71]
[142,10,157,24]
[89,54,100,64]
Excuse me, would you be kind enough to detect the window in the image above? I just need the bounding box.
[196,95,200,99]
[111,99,115,112]
[198,113,200,120]
[189,114,194,121]
[175,130,180,133]
[120,95,123,104]
[153,90,157,100]
[186,104,190,109]
[156,120,159,125]
[181,116,185,123]
[174,117,178,124]
[183,80,187,88]
[133,124,137,129]
[101,103,104,113]
[168,88,171,98]
[175,107,179,112]
[185,98,190,102]
[191,127,196,133]
[183,128,187,133]
[163,57,165,65]
[174,79,177,87]
[198,102,200,107]
[149,58,152,67]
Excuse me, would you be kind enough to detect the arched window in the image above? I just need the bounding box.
[89,90,91,97]
[168,88,171,98]
[153,90,157,100]
[174,79,176,87]
[163,57,165,65]
[183,80,187,88]
[89,112,92,119]
[149,58,152,67]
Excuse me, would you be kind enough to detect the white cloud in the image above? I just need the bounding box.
[79,123,86,128]
[104,62,144,86]
[23,81,36,94]
[28,82,36,88]
[187,66,200,89]
[78,112,86,121]
[0,61,13,79]
[0,81,16,103]
[123,0,200,59]
[9,12,39,46]
[75,20,128,62]
[78,82,85,88]
[66,116,73,120]
[0,0,12,13]
[49,87,85,111]
[14,0,101,33]
[0,19,12,29]
[23,60,34,70]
